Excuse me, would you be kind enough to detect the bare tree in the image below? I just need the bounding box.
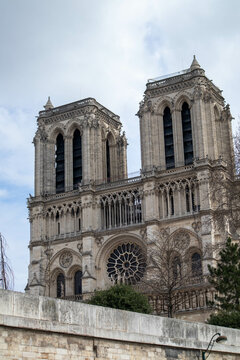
[138,227,204,318]
[209,121,240,238]
[0,233,14,290]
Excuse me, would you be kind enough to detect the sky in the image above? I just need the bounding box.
[0,0,240,292]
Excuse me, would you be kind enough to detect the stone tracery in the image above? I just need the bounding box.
[107,242,146,285]
[100,188,142,229]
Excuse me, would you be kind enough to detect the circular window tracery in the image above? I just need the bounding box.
[107,243,146,284]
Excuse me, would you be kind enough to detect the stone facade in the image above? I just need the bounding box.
[26,57,236,320]
[0,290,240,360]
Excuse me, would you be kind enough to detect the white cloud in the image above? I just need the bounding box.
[0,0,240,290]
[0,107,35,188]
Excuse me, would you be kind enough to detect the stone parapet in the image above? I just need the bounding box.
[0,289,240,358]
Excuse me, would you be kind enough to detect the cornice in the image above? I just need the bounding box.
[37,99,121,129]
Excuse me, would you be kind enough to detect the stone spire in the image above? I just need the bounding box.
[190,55,201,71]
[44,96,54,110]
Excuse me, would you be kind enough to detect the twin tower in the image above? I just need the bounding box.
[27,57,234,321]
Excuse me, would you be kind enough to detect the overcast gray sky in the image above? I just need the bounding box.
[0,0,240,291]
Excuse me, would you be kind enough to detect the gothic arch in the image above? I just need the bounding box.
[67,264,82,278]
[170,228,202,249]
[174,91,193,111]
[48,124,66,142]
[156,97,174,115]
[106,130,116,145]
[49,248,82,269]
[95,233,146,270]
[50,266,65,282]
[66,121,83,137]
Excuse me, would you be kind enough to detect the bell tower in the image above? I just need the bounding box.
[138,56,234,173]
[27,97,127,296]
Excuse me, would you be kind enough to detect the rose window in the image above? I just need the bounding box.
[107,243,146,284]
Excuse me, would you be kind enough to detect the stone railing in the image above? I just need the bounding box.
[62,294,83,302]
[47,231,81,242]
[96,176,141,191]
[148,286,216,315]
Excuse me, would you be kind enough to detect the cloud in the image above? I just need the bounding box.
[0,0,240,290]
[0,107,35,188]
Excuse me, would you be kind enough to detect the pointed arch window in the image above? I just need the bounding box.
[55,134,65,193]
[181,102,193,165]
[191,253,202,277]
[106,139,111,182]
[163,107,175,169]
[56,273,65,298]
[74,270,82,295]
[73,129,82,187]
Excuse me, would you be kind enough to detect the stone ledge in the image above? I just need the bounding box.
[0,289,239,354]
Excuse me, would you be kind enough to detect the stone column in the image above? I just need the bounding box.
[83,126,90,184]
[156,112,165,170]
[173,109,184,167]
[64,135,71,191]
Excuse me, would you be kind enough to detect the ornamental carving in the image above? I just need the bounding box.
[59,251,73,268]
[172,231,190,251]
[107,243,146,285]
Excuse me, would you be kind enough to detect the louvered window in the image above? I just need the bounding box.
[106,139,111,182]
[163,107,175,169]
[181,102,193,165]
[55,134,65,193]
[73,129,82,187]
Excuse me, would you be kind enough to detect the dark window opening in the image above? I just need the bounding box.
[78,218,81,231]
[73,129,82,187]
[106,139,111,182]
[74,270,82,295]
[181,102,193,165]
[57,273,65,298]
[163,107,175,169]
[55,134,65,193]
[58,222,60,235]
[191,253,202,277]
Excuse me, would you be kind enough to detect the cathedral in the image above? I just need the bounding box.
[26,56,235,321]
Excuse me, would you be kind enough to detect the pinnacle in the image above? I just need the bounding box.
[44,96,54,110]
[190,55,201,70]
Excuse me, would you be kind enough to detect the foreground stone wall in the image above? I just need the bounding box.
[0,290,240,360]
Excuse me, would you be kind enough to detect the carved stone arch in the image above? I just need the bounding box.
[67,264,82,279]
[50,266,65,282]
[106,130,116,146]
[66,121,83,137]
[49,248,82,270]
[48,124,66,142]
[174,91,193,111]
[95,233,146,271]
[156,97,174,115]
[170,228,202,250]
[186,246,202,261]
